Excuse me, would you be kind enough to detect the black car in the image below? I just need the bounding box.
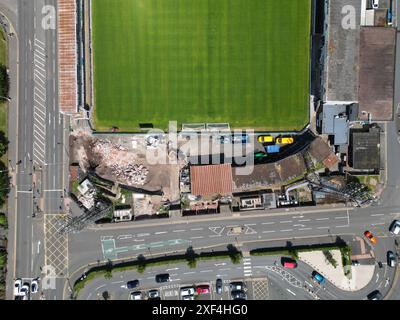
[229,281,246,291]
[126,279,139,289]
[231,290,246,300]
[216,279,223,295]
[155,273,170,283]
[367,290,383,300]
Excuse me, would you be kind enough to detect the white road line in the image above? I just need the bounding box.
[200,270,213,273]
[298,219,310,222]
[262,230,275,234]
[280,220,293,224]
[183,272,195,275]
[335,225,349,228]
[317,226,330,230]
[173,230,185,233]
[154,231,167,235]
[190,236,204,240]
[298,228,312,231]
[371,222,385,226]
[371,214,384,217]
[316,218,329,221]
[243,266,252,269]
[334,216,347,220]
[286,289,296,296]
[219,268,231,271]
[262,222,275,225]
[136,233,150,237]
[111,281,123,284]
[280,229,293,232]
[243,262,251,265]
[190,228,203,231]
[95,284,106,291]
[209,235,222,238]
[166,268,179,271]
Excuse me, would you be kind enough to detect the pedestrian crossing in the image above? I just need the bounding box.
[33,37,47,166]
[243,257,252,277]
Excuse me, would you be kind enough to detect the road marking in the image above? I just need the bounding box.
[183,272,195,275]
[190,236,204,239]
[280,220,293,224]
[219,268,231,271]
[190,228,203,231]
[95,284,106,291]
[262,230,275,234]
[154,231,167,235]
[136,233,150,237]
[117,235,132,240]
[243,266,252,269]
[215,263,226,267]
[371,222,385,226]
[280,229,293,232]
[172,229,185,233]
[317,226,330,230]
[243,262,251,265]
[298,228,312,231]
[286,289,296,296]
[371,214,384,217]
[316,218,329,221]
[111,281,123,284]
[37,241,41,254]
[335,225,349,228]
[305,281,313,288]
[209,235,222,238]
[298,219,310,222]
[262,222,275,225]
[200,270,213,273]
[334,216,347,219]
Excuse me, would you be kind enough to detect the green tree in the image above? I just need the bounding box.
[0,65,9,99]
[0,161,10,208]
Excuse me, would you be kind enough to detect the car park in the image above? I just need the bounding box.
[312,271,326,285]
[389,220,400,235]
[31,279,39,294]
[231,290,247,300]
[367,290,383,300]
[126,279,139,289]
[129,291,143,300]
[215,279,223,295]
[196,285,210,295]
[387,251,396,268]
[364,230,377,244]
[148,289,161,300]
[14,279,22,296]
[155,273,170,283]
[229,281,246,291]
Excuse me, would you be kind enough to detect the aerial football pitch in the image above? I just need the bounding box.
[92,0,311,132]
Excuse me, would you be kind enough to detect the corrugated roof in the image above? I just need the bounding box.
[190,164,233,196]
[58,0,78,114]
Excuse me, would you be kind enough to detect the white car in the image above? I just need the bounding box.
[129,291,143,300]
[31,279,39,294]
[19,283,29,296]
[180,287,195,299]
[389,220,400,235]
[372,0,379,9]
[14,279,22,296]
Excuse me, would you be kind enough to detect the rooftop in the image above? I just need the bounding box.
[190,164,233,196]
[324,0,360,102]
[358,27,395,121]
[350,127,381,170]
[321,104,349,145]
[308,137,339,169]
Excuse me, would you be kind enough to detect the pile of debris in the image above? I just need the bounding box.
[92,139,128,160]
[110,163,149,186]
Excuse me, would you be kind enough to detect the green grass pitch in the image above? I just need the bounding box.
[92,0,311,131]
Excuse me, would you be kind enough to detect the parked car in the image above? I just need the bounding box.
[312,271,326,285]
[232,134,249,144]
[196,285,210,295]
[231,290,247,300]
[351,260,360,266]
[14,278,22,296]
[148,289,161,300]
[19,283,30,296]
[155,273,170,283]
[387,251,397,268]
[364,230,377,244]
[389,220,400,235]
[180,286,195,298]
[220,136,231,144]
[229,281,246,291]
[126,279,139,289]
[372,0,379,9]
[129,291,143,300]
[275,136,294,145]
[215,278,223,295]
[367,290,383,300]
[258,135,274,143]
[282,258,297,268]
[31,278,39,294]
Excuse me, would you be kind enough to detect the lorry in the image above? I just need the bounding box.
[265,144,280,154]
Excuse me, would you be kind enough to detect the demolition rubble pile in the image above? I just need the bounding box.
[89,139,149,186]
[109,163,149,186]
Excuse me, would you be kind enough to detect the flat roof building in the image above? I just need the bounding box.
[349,127,381,171]
[358,27,396,121]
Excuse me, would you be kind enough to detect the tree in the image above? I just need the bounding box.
[0,65,9,99]
[0,132,8,158]
[0,161,10,208]
[227,244,242,264]
[102,291,110,300]
[186,246,197,269]
[323,250,338,268]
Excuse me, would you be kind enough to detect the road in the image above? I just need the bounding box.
[2,0,65,300]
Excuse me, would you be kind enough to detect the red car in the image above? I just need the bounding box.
[196,285,210,294]
[364,230,377,244]
[283,261,298,269]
